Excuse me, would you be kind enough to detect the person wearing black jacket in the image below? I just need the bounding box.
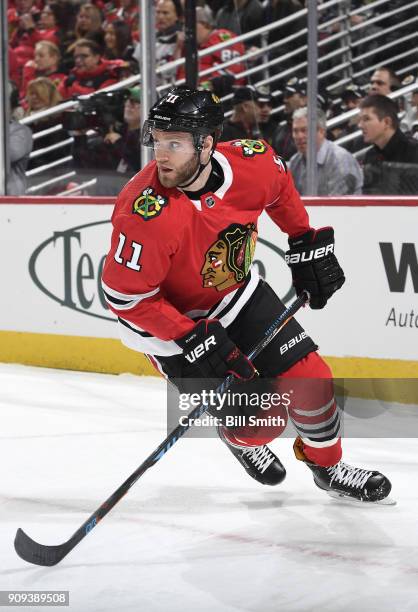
[358,94,418,195]
[72,86,142,195]
[215,0,265,47]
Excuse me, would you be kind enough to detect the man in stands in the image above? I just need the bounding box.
[289,107,363,195]
[220,85,262,141]
[8,0,40,40]
[255,87,280,146]
[359,94,418,194]
[272,77,306,160]
[9,0,42,68]
[155,0,184,83]
[72,86,142,195]
[177,5,246,97]
[215,0,265,47]
[58,39,125,100]
[369,67,400,96]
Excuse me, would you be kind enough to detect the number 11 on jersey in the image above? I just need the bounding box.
[114,232,143,271]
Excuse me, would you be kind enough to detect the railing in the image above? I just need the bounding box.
[11,0,418,195]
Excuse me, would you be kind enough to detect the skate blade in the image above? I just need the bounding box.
[326,490,397,506]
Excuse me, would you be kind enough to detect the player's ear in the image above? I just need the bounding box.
[202,134,214,161]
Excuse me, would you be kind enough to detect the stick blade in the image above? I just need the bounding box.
[14,528,69,566]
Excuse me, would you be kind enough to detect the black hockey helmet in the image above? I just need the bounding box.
[142,85,224,152]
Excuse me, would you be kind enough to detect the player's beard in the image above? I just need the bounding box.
[157,153,200,188]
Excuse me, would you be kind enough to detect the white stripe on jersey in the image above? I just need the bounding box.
[118,318,183,357]
[116,267,260,357]
[102,280,160,311]
[212,150,233,199]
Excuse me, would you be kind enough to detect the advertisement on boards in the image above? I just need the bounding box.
[0,202,416,362]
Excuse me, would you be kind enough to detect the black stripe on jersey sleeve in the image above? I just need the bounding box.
[118,317,153,338]
[103,290,133,306]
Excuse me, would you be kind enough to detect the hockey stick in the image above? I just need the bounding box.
[14,290,309,566]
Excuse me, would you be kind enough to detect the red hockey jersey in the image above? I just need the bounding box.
[177,29,246,88]
[102,140,310,357]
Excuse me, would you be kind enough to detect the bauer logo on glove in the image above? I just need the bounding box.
[286,227,345,309]
[285,243,334,265]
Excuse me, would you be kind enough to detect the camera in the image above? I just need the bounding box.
[63,90,129,133]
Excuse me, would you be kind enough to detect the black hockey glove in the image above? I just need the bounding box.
[176,319,256,382]
[286,227,345,309]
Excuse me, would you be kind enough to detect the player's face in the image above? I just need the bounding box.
[153,130,199,188]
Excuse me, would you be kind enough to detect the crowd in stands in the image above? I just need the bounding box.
[5,0,418,196]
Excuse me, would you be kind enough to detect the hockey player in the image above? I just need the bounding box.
[102,86,392,504]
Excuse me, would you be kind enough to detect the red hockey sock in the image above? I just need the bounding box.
[281,352,343,467]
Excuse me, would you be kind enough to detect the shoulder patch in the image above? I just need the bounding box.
[273,154,288,174]
[231,139,267,158]
[132,187,168,221]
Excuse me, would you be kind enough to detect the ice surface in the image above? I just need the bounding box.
[1,363,417,612]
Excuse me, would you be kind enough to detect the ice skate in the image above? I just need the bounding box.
[293,437,394,505]
[217,426,286,486]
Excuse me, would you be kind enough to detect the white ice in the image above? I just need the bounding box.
[1,363,417,612]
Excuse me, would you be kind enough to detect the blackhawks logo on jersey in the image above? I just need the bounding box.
[201,222,257,291]
[231,139,267,158]
[132,187,168,221]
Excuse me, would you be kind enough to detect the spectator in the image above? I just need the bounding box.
[7,81,33,195]
[21,41,66,98]
[272,77,306,160]
[369,66,401,96]
[289,107,363,195]
[114,0,140,41]
[348,12,383,80]
[9,0,42,68]
[328,82,363,148]
[215,0,265,47]
[72,87,142,195]
[341,83,363,111]
[220,85,261,141]
[58,39,125,99]
[105,85,142,176]
[8,0,40,40]
[254,87,280,146]
[103,19,134,61]
[401,77,418,134]
[24,77,71,193]
[37,2,66,47]
[177,5,246,97]
[25,76,63,114]
[358,94,418,194]
[151,0,184,83]
[266,0,305,74]
[9,48,21,88]
[74,3,104,49]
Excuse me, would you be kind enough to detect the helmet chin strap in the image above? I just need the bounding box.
[177,153,211,189]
